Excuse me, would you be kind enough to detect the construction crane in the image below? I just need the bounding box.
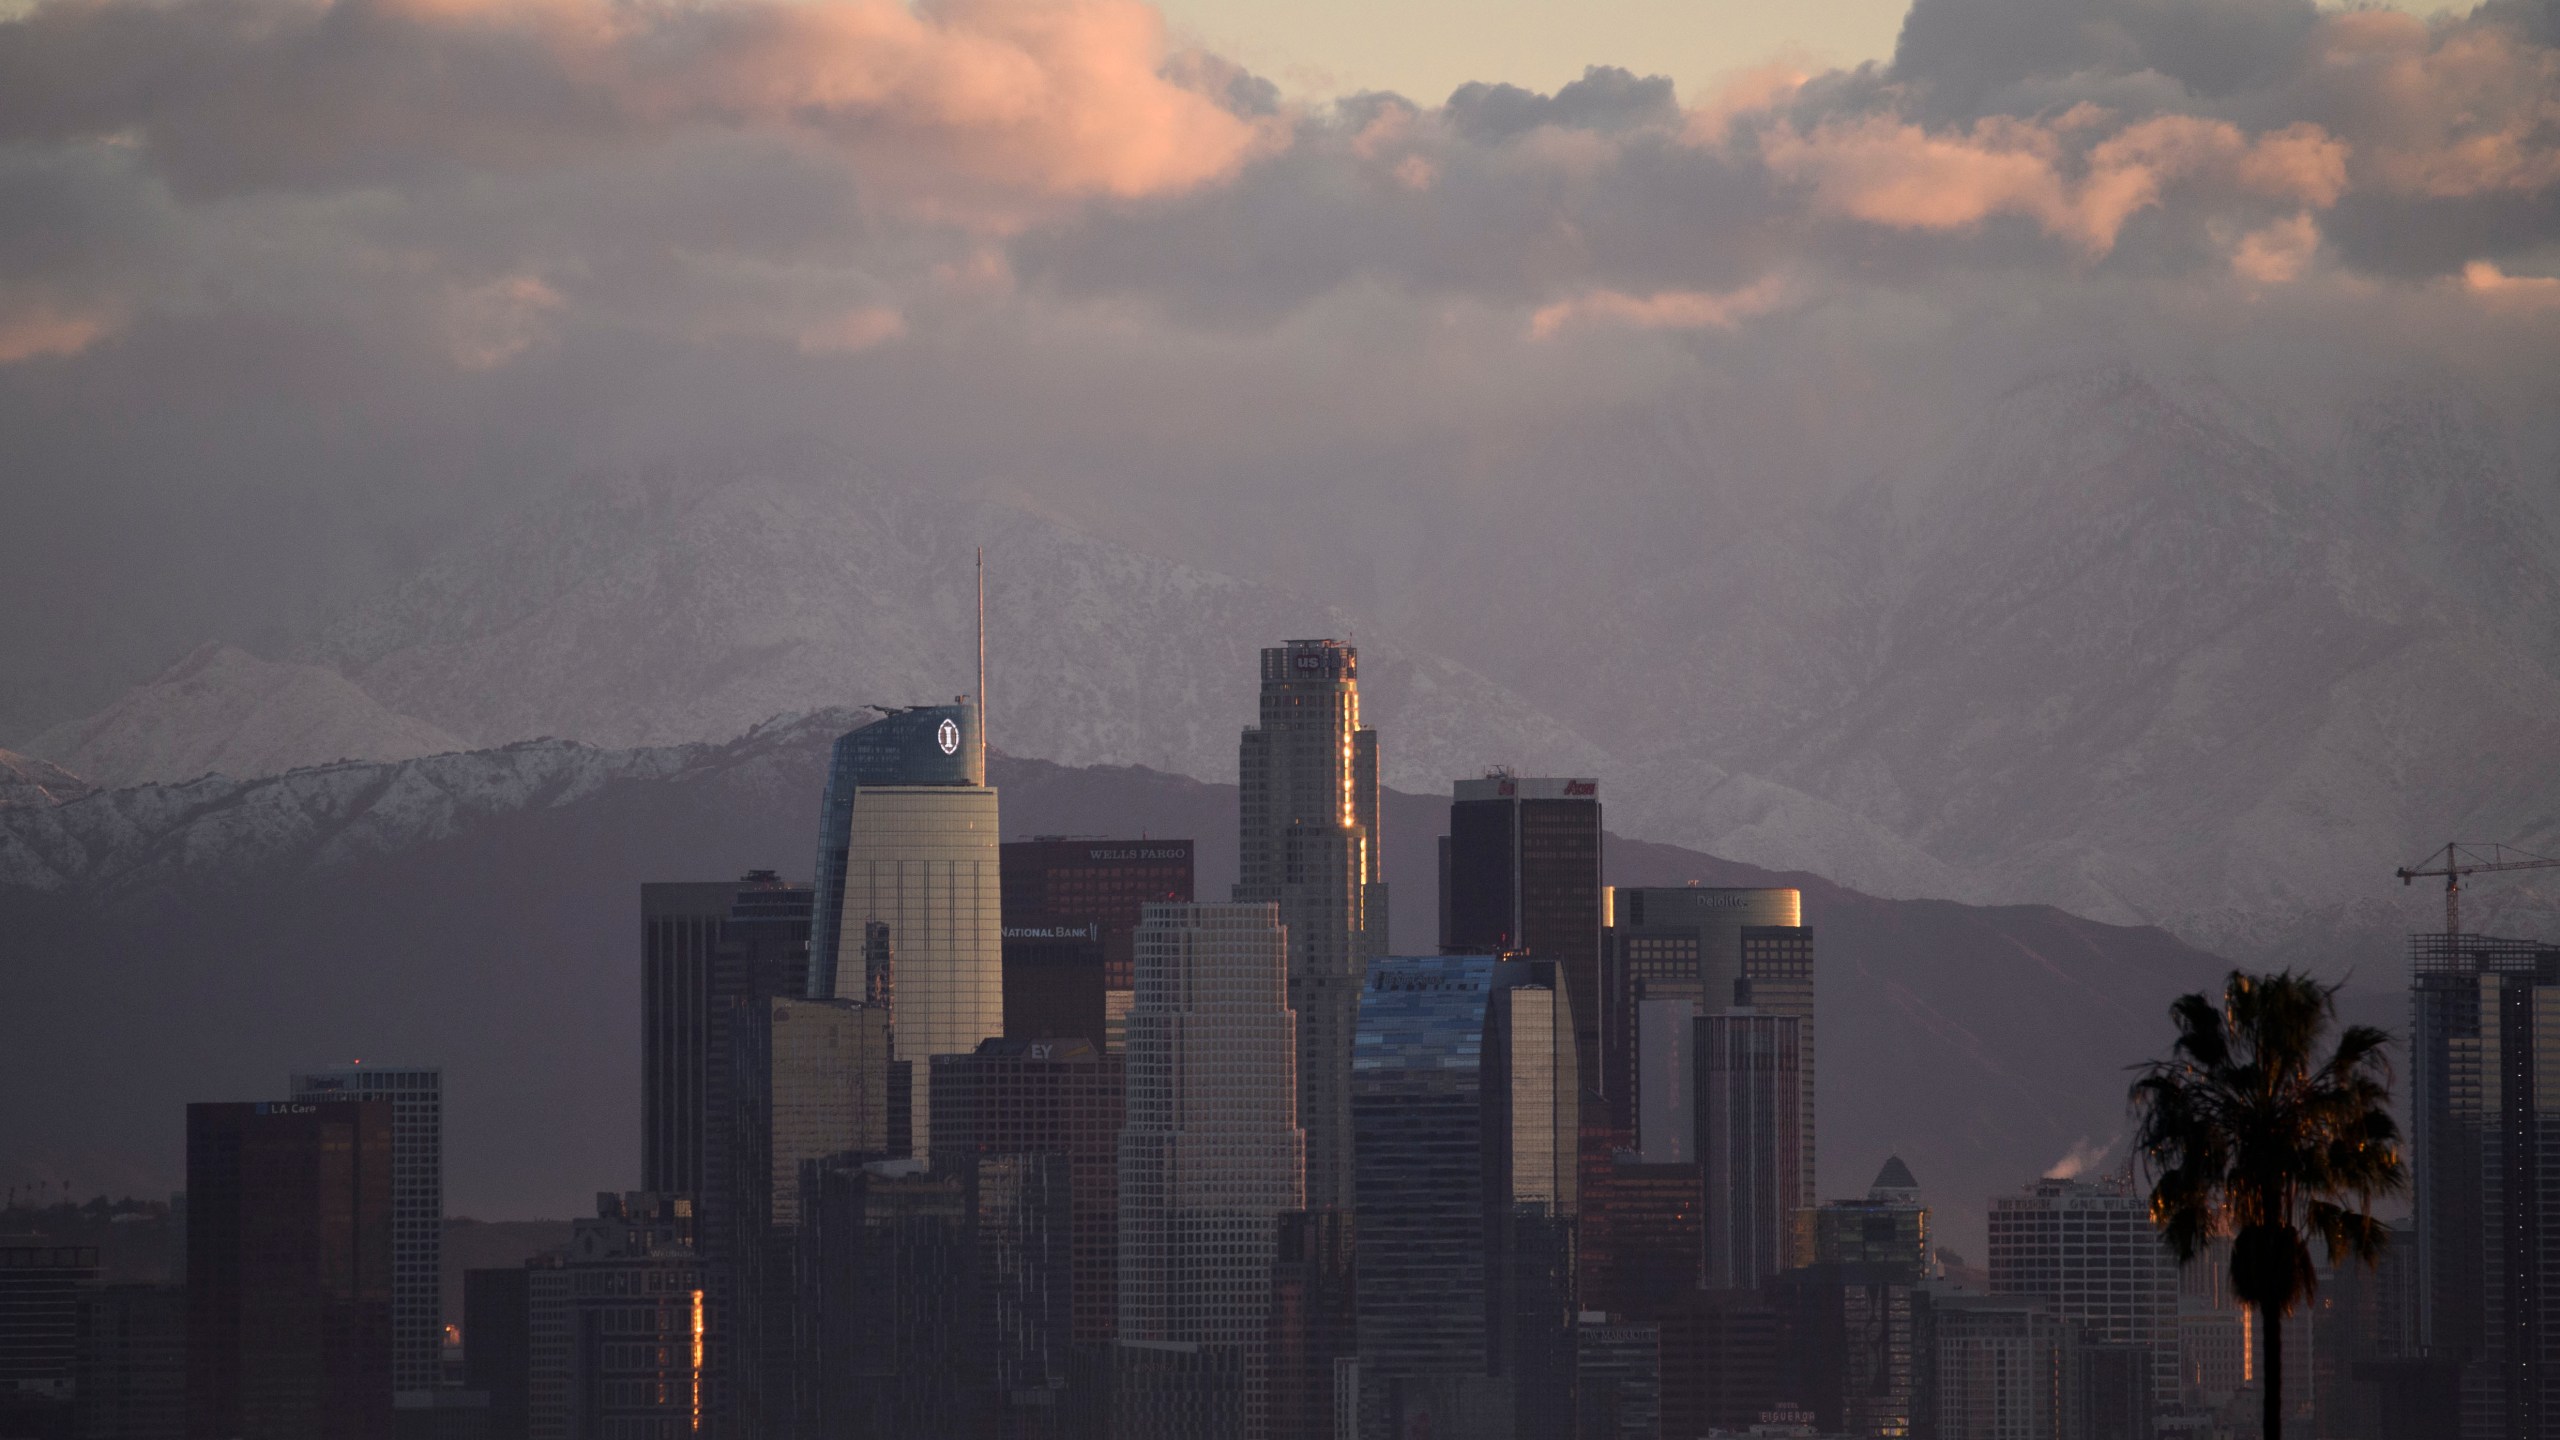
[2396,843,2560,937]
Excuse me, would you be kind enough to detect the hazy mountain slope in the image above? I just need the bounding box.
[0,713,2260,1254]
[1354,370,2560,973]
[24,643,466,788]
[305,465,1617,793]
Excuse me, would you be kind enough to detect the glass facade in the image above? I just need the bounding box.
[1350,955,1580,1438]
[1117,902,1304,1439]
[1445,777,1605,1097]
[2409,931,2560,1440]
[185,1100,394,1440]
[1236,640,1384,1214]
[1695,1010,1801,1292]
[1601,887,1805,1171]
[809,702,984,995]
[288,1064,442,1395]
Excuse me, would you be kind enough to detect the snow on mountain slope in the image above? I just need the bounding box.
[25,643,467,788]
[0,715,2238,1255]
[307,463,1620,792]
[0,749,89,809]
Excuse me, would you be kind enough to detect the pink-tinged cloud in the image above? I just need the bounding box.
[2311,11,2560,199]
[0,303,115,363]
[2462,261,2560,310]
[2230,213,2320,285]
[1761,111,2351,255]
[1529,275,1789,338]
[440,274,564,370]
[796,305,908,354]
[0,0,1280,214]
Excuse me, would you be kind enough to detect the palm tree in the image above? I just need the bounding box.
[2128,970,2404,1440]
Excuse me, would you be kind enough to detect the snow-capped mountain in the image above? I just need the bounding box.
[26,642,466,788]
[0,715,2245,1255]
[22,369,2556,969]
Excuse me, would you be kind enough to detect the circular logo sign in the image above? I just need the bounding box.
[937,718,960,755]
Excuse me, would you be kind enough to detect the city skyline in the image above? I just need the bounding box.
[5,0,2555,1427]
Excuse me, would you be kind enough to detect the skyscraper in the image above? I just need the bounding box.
[288,1064,442,1396]
[931,1036,1127,1346]
[1812,1157,1929,1280]
[1002,837,1195,1051]
[2409,931,2560,1440]
[186,1099,394,1440]
[1602,887,1812,1208]
[1443,774,1605,1095]
[1116,902,1305,1439]
[640,872,813,1200]
[1235,640,1384,1214]
[808,702,1002,1151]
[1350,954,1580,1439]
[1988,1174,2179,1413]
[540,1194,705,1440]
[1694,1010,1803,1292]
[0,1243,97,1438]
[727,995,895,1433]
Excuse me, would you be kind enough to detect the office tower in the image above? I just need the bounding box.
[2410,932,2560,1440]
[1350,954,1580,1439]
[1268,1212,1358,1440]
[76,1283,186,1440]
[524,1193,704,1440]
[1813,1157,1929,1280]
[1235,640,1384,1214]
[809,702,1002,1151]
[1603,888,1812,1209]
[1003,837,1196,1050]
[975,1153,1077,1433]
[640,871,813,1199]
[931,1036,1127,1345]
[728,995,895,1434]
[1671,1288,1784,1438]
[1695,1010,1803,1291]
[186,1099,394,1440]
[1988,1174,2178,1413]
[1443,774,1605,1094]
[1576,1317,1662,1440]
[1932,1292,2067,1439]
[1116,902,1304,1440]
[1771,1263,1925,1438]
[288,1063,443,1395]
[522,1255,569,1440]
[0,1243,96,1438]
[1577,1133,1702,1323]
[801,1158,974,1438]
[462,1268,530,1440]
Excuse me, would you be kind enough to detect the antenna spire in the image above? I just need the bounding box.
[976,545,987,772]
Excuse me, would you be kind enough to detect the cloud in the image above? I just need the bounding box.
[796,304,908,354]
[1529,274,1790,336]
[0,0,1278,215]
[2462,258,2560,308]
[0,299,113,362]
[2230,210,2320,283]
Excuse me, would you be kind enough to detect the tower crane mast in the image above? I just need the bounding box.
[2396,842,2560,937]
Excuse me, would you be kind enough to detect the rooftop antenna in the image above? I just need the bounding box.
[976,545,987,773]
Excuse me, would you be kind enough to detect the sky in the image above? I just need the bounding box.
[2,0,2558,736]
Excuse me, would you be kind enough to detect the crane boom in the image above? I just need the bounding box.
[2396,842,2560,937]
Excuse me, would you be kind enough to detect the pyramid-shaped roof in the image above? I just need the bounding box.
[1872,1155,1919,1193]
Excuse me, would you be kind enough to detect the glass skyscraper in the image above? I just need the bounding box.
[1443,775,1605,1096]
[1350,954,1579,1439]
[288,1064,441,1397]
[1235,640,1384,1215]
[1116,902,1304,1439]
[1694,1010,1802,1292]
[2410,931,2560,1440]
[807,701,1000,1151]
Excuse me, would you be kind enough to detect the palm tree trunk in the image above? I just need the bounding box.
[2261,1302,2283,1440]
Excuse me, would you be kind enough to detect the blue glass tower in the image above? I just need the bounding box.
[1351,955,1578,1438]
